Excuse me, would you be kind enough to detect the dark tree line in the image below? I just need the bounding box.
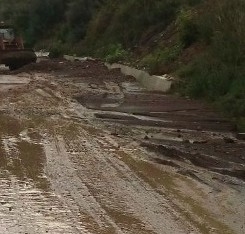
[0,0,103,45]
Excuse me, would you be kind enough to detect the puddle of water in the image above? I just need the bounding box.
[0,114,48,189]
[0,115,24,135]
[0,137,49,191]
[17,141,49,190]
[0,115,88,233]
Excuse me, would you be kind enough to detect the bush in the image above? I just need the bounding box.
[237,118,245,132]
[49,42,67,58]
[184,57,230,99]
[140,44,183,73]
[218,78,245,117]
[97,43,130,63]
[177,0,245,122]
[177,9,199,47]
[178,52,245,119]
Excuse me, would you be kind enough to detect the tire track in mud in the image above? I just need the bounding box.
[43,136,123,234]
[0,86,217,233]
[42,126,195,234]
[0,173,89,234]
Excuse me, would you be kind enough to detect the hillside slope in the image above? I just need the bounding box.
[84,0,245,126]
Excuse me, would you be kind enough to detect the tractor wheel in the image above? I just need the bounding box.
[8,63,22,71]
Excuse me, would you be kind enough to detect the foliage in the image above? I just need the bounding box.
[237,118,245,132]
[178,0,245,119]
[218,78,245,117]
[66,0,103,43]
[95,43,130,63]
[49,42,67,59]
[177,9,199,47]
[0,0,101,46]
[0,0,244,121]
[140,44,183,73]
[86,0,185,49]
[26,0,67,45]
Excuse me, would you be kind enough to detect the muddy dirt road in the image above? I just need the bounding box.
[0,60,244,234]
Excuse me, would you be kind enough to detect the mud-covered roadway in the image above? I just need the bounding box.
[0,58,244,234]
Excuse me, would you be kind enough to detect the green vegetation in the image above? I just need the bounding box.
[177,0,245,124]
[95,43,130,63]
[0,0,244,125]
[139,44,183,73]
[86,0,181,47]
[177,8,199,48]
[0,0,101,46]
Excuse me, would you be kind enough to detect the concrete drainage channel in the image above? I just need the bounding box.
[64,55,174,93]
[63,55,244,138]
[105,63,174,93]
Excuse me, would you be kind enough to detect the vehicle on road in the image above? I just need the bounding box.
[0,22,36,70]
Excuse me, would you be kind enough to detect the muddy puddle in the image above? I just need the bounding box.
[76,91,234,132]
[0,115,89,233]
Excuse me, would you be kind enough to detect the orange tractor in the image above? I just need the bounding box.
[0,23,36,70]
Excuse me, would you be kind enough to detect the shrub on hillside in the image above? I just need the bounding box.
[178,0,245,120]
[96,43,130,63]
[177,9,199,47]
[140,44,183,73]
[219,78,245,117]
[49,42,68,58]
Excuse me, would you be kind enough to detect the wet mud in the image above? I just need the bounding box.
[0,59,244,233]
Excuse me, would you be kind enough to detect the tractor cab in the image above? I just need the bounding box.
[0,26,15,41]
[0,23,24,50]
